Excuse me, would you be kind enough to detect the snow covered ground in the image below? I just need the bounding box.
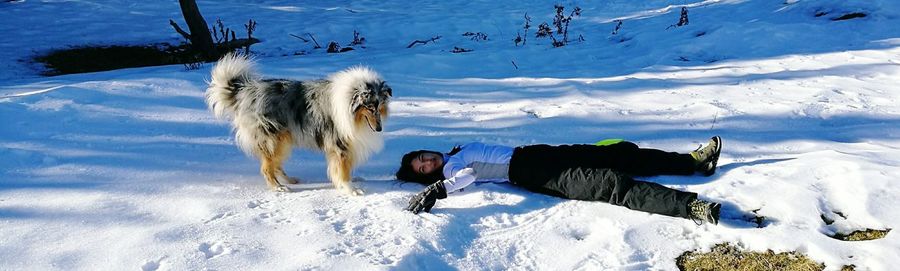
[1,0,899,270]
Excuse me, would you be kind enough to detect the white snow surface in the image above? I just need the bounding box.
[2,0,900,270]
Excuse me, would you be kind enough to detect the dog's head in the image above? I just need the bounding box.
[350,78,392,132]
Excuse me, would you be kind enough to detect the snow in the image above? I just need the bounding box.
[2,0,899,270]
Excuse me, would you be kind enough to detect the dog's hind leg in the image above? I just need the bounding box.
[260,153,290,192]
[273,131,300,184]
[326,150,363,196]
[259,133,292,192]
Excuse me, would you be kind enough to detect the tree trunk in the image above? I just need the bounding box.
[178,0,217,60]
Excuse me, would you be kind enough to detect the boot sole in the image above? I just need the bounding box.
[701,136,722,176]
[709,202,722,225]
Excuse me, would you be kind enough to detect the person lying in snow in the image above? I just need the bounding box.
[396,137,724,225]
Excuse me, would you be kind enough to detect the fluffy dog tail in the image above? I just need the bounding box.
[206,53,257,119]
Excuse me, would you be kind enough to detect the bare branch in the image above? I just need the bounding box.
[306,33,321,48]
[289,33,310,42]
[406,35,442,48]
[169,19,192,40]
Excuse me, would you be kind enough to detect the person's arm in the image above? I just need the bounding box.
[439,144,481,193]
[407,145,482,214]
[441,168,476,193]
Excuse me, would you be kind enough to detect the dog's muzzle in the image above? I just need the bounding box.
[365,111,382,132]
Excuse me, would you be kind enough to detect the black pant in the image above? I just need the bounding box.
[508,142,697,218]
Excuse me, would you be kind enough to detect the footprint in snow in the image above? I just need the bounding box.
[199,242,229,259]
[140,257,165,271]
[247,199,268,209]
[203,211,235,224]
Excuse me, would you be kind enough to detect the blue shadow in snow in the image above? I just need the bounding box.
[718,158,797,174]
[653,157,797,186]
[717,201,777,229]
[391,183,563,267]
[0,179,102,193]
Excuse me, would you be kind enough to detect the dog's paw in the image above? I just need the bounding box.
[285,176,300,184]
[276,175,301,185]
[272,185,292,193]
[339,186,364,196]
[350,187,365,196]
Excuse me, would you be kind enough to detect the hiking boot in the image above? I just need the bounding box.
[691,136,722,176]
[688,199,721,225]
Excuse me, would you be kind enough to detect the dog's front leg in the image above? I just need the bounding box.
[326,151,363,196]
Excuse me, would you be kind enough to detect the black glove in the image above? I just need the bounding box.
[406,181,448,214]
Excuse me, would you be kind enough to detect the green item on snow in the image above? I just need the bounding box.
[594,138,625,146]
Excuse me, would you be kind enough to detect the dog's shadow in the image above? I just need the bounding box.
[284,176,391,193]
[286,182,334,192]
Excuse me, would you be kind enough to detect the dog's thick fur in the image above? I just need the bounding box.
[206,53,391,194]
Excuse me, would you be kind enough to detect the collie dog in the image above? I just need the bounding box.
[205,53,391,194]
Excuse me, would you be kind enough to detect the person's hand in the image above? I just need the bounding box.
[406,181,448,214]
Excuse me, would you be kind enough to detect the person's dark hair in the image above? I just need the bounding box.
[395,150,444,185]
[395,145,462,185]
[447,145,462,156]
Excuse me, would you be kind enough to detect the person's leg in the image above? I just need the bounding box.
[547,143,697,176]
[526,167,698,219]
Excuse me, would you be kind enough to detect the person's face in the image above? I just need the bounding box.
[411,152,443,175]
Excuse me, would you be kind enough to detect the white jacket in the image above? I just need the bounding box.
[441,142,515,193]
